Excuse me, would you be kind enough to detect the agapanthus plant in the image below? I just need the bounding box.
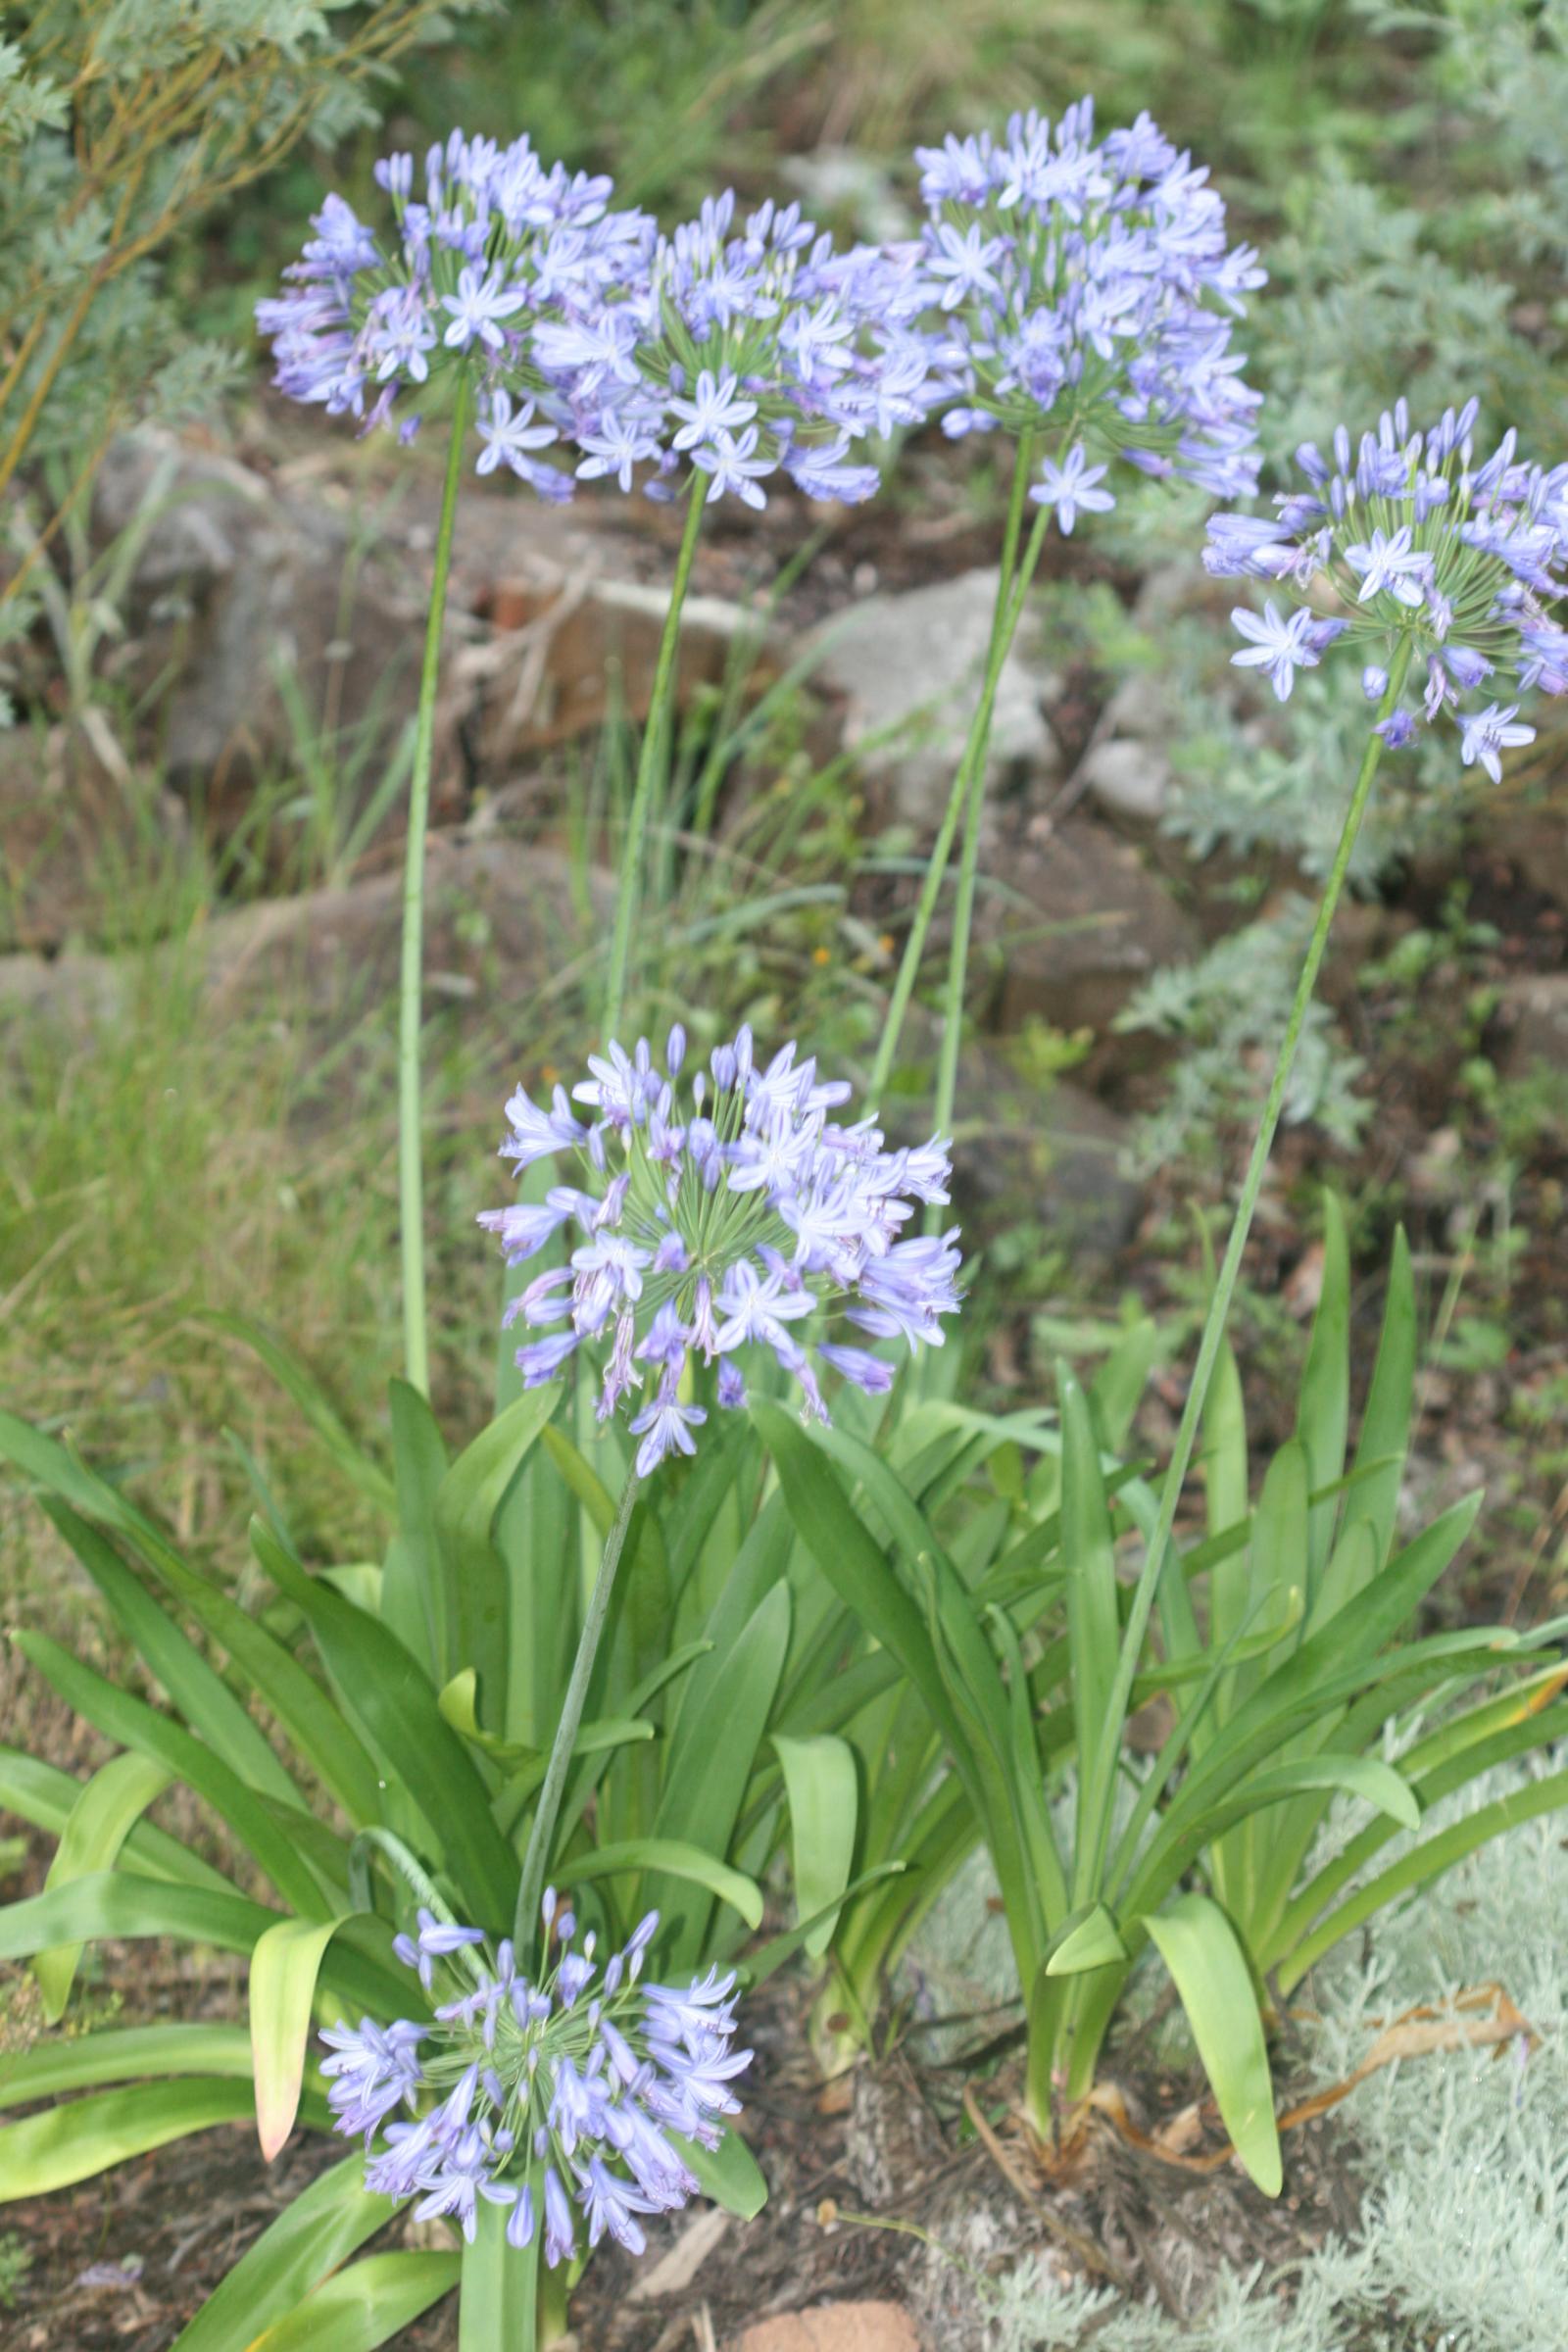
[324,1894,750,2266]
[866,100,1265,1154]
[481,1023,961,1474]
[1207,398,1567,768]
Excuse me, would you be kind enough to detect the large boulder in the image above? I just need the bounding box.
[804,568,1065,831]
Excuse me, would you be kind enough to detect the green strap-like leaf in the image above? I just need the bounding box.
[0,1745,232,1892]
[564,1839,763,1929]
[15,1630,329,1922]
[249,1519,518,1931]
[1145,1892,1282,2196]
[770,1735,858,1958]
[1044,1902,1128,1978]
[672,2126,768,2219]
[437,1384,564,1724]
[0,2023,254,2108]
[247,2251,460,2352]
[0,2080,272,2201]
[1295,1194,1350,1596]
[251,1913,350,2161]
[383,1376,450,1678]
[1346,1225,1416,1569]
[172,2156,395,2352]
[0,1873,408,2018]
[32,1748,174,2020]
[41,1500,300,1807]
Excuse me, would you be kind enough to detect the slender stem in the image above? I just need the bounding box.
[932,500,1051,1145]
[603,480,707,1041]
[1083,637,1415,1886]
[514,1464,643,1953]
[865,433,1037,1115]
[398,370,473,1398]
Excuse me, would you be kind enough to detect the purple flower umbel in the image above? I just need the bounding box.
[1206,399,1567,763]
[916,100,1265,510]
[323,1898,750,2265]
[481,1026,961,1465]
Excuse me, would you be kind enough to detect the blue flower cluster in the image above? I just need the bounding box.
[257,132,930,509]
[321,1896,750,2264]
[258,103,1265,523]
[915,101,1264,523]
[1206,400,1568,772]
[480,1025,960,1470]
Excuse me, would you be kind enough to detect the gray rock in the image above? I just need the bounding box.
[1074,669,1175,826]
[805,569,1064,830]
[95,431,448,832]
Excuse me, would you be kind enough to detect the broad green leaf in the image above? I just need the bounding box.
[1155,1494,1483,1850]
[0,1874,408,2018]
[383,1377,449,1676]
[437,1385,563,1723]
[44,1500,380,1829]
[251,1913,350,2161]
[671,2126,768,2219]
[1279,1764,1568,1994]
[1178,1752,1419,1850]
[1060,1370,1119,1899]
[0,1745,231,1893]
[495,1400,579,1752]
[249,1519,518,1930]
[771,1735,858,1957]
[0,2081,270,2201]
[1145,1893,1281,2196]
[1295,1196,1350,1594]
[460,2192,535,2352]
[172,2157,391,2352]
[647,1581,790,1962]
[1202,1336,1249,1546]
[199,1312,396,1514]
[1044,1902,1128,1978]
[755,1402,979,1811]
[0,2024,254,2108]
[33,1748,174,2020]
[1346,1226,1416,1569]
[41,1500,298,1806]
[248,2250,461,2352]
[564,1839,762,1929]
[15,1631,328,1922]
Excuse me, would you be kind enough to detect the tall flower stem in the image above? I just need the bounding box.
[603,479,707,1041]
[1081,640,1415,1885]
[398,369,473,1398]
[865,432,1036,1115]
[514,1464,643,1953]
[932,499,1051,1146]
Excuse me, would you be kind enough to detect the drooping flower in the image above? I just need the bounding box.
[915,100,1265,515]
[324,1898,750,2264]
[480,1026,961,1459]
[1205,398,1568,761]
